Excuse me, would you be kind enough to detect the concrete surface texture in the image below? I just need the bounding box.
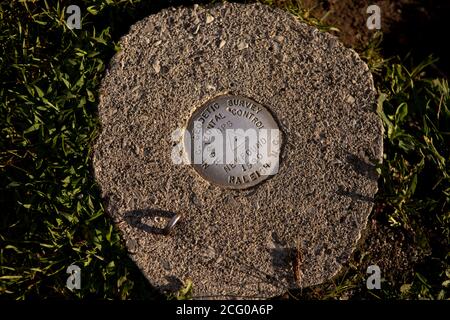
[93,2,383,298]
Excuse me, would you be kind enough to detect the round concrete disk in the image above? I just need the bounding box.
[93,2,383,298]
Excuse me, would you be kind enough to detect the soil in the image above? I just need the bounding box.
[298,0,450,76]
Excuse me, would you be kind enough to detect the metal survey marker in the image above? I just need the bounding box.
[184,95,281,189]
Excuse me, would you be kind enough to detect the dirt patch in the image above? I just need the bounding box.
[299,0,404,47]
[298,0,449,76]
[359,218,423,285]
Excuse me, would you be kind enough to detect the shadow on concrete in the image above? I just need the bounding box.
[336,186,375,203]
[269,246,296,285]
[159,276,185,293]
[124,208,177,235]
[345,152,379,182]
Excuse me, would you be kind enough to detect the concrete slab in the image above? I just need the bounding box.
[93,2,383,298]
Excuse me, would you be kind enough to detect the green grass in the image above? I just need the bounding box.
[1,0,449,300]
[374,55,449,299]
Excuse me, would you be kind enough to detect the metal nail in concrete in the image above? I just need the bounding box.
[93,2,383,298]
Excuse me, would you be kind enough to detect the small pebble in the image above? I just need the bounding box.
[237,41,248,50]
[126,239,138,254]
[347,95,356,104]
[206,14,214,24]
[152,60,161,73]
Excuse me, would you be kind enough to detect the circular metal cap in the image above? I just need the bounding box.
[184,95,281,189]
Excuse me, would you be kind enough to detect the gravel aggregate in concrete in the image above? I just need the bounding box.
[93,2,383,298]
